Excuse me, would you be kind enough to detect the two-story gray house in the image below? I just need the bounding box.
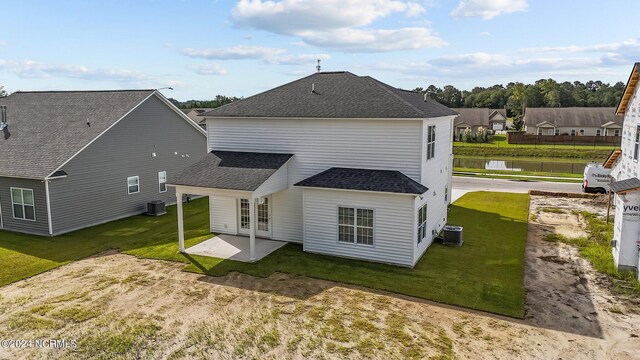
[0,90,206,236]
[170,72,458,267]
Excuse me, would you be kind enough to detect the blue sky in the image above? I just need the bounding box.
[1,0,639,100]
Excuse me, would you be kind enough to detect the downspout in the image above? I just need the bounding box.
[44,179,53,235]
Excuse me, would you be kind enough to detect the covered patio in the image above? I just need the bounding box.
[168,150,294,262]
[184,234,287,262]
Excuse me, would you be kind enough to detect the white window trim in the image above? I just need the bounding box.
[337,206,375,246]
[127,176,140,195]
[596,129,601,136]
[426,125,436,160]
[571,129,576,136]
[10,187,36,222]
[417,204,427,244]
[158,171,167,193]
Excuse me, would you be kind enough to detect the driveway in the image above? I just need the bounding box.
[452,176,582,202]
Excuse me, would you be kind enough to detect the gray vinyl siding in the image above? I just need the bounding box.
[302,188,415,267]
[0,177,49,235]
[48,95,206,235]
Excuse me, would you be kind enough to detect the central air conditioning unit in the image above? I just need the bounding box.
[147,200,166,216]
[442,225,463,246]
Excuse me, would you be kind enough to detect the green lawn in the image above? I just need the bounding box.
[0,192,529,318]
[454,134,617,150]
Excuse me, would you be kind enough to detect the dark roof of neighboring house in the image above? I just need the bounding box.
[0,90,157,179]
[294,167,428,195]
[201,72,457,119]
[452,108,491,127]
[182,108,216,122]
[169,150,293,191]
[609,177,640,193]
[524,107,620,127]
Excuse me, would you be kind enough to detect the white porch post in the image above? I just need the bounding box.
[177,190,185,252]
[249,197,256,261]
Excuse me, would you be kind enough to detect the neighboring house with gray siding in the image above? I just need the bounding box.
[0,90,206,236]
[170,71,458,267]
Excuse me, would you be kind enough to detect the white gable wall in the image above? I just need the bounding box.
[206,117,423,243]
[416,115,455,264]
[612,81,640,273]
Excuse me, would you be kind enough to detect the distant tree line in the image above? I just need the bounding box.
[414,79,625,121]
[168,95,242,109]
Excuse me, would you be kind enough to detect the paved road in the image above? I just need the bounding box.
[452,176,582,202]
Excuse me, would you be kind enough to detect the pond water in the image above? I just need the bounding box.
[453,157,596,174]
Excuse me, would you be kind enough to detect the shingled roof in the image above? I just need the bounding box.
[169,151,293,191]
[201,72,457,119]
[524,107,620,128]
[294,167,428,195]
[0,90,156,179]
[452,108,491,127]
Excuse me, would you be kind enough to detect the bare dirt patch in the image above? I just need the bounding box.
[0,195,638,359]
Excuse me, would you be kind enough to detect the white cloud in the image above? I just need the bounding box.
[181,45,331,66]
[0,59,151,82]
[230,0,443,52]
[0,41,6,46]
[232,0,423,32]
[522,38,640,54]
[188,63,228,75]
[266,53,330,65]
[520,38,640,67]
[451,0,528,20]
[372,52,604,81]
[301,27,445,52]
[181,46,285,60]
[479,31,491,36]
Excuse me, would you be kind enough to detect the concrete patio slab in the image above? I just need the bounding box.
[185,234,287,262]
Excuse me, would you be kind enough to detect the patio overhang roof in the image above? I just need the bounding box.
[168,150,293,199]
[169,150,293,262]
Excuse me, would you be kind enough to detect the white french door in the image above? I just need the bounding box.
[237,197,271,238]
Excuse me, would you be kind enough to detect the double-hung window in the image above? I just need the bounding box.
[570,129,576,136]
[127,176,140,194]
[426,125,436,160]
[11,188,35,221]
[338,207,374,245]
[596,129,602,136]
[417,204,427,244]
[634,125,640,161]
[158,171,167,193]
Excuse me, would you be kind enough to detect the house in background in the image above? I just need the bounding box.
[609,62,640,279]
[170,71,458,267]
[452,108,508,135]
[489,109,509,130]
[523,107,621,136]
[0,90,206,236]
[181,108,214,130]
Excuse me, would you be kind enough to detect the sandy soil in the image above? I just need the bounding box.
[0,195,638,359]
